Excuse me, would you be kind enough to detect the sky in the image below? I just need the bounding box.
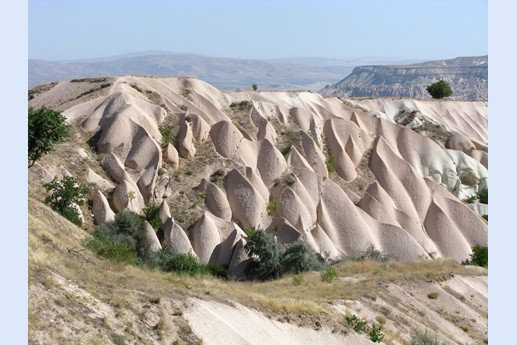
[29,0,487,61]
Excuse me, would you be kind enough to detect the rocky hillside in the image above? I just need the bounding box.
[28,76,488,344]
[29,76,487,269]
[319,56,488,100]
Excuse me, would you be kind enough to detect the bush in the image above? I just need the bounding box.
[244,230,282,280]
[426,80,453,99]
[478,186,488,204]
[142,204,162,230]
[85,236,138,264]
[326,155,336,173]
[28,106,69,167]
[345,314,384,342]
[43,176,89,226]
[92,210,145,257]
[281,240,323,274]
[252,83,258,91]
[147,251,206,276]
[321,266,338,283]
[463,245,488,268]
[292,274,304,286]
[206,263,229,278]
[266,201,278,216]
[411,329,448,345]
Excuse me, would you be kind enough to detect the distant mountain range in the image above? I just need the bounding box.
[319,56,488,100]
[28,51,422,91]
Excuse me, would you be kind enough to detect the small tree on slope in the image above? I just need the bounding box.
[28,106,69,168]
[426,80,453,99]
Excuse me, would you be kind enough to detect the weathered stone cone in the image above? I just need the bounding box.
[31,76,487,273]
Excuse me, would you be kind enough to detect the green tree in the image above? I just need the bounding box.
[426,80,453,99]
[28,106,69,168]
[44,176,89,226]
[244,230,281,280]
[252,83,258,91]
[281,240,322,274]
[478,186,488,204]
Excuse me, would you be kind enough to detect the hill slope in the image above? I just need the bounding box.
[29,53,355,91]
[319,56,488,100]
[28,76,488,344]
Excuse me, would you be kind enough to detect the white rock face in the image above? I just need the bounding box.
[31,76,488,265]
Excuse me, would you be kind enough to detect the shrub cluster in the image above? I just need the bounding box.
[462,244,488,268]
[244,230,323,281]
[44,176,89,226]
[87,210,229,277]
[345,314,385,343]
[410,329,448,345]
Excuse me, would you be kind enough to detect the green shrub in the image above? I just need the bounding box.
[368,324,385,343]
[463,245,488,268]
[244,230,282,280]
[426,80,453,99]
[252,83,258,91]
[92,210,145,257]
[281,240,322,274]
[206,263,229,278]
[266,201,278,216]
[321,266,338,283]
[345,314,384,343]
[85,236,138,264]
[142,204,162,230]
[478,186,488,204]
[43,176,89,226]
[481,214,488,221]
[465,195,477,204]
[427,292,439,299]
[359,244,388,262]
[28,106,69,167]
[326,155,336,173]
[411,329,448,345]
[345,314,368,333]
[147,251,207,276]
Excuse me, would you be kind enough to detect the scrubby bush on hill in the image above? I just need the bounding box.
[28,106,69,168]
[244,230,324,280]
[462,245,488,268]
[89,210,146,260]
[142,204,162,230]
[147,250,207,276]
[244,230,282,280]
[43,176,89,226]
[426,80,453,99]
[410,329,448,345]
[281,240,323,274]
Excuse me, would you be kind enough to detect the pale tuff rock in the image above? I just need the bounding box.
[210,227,246,267]
[323,118,372,181]
[227,238,249,280]
[224,169,269,230]
[92,190,115,225]
[191,212,222,264]
[210,120,258,168]
[158,200,172,225]
[197,179,232,221]
[300,131,328,178]
[86,168,115,191]
[111,180,145,214]
[153,172,172,201]
[266,217,301,245]
[177,115,196,159]
[466,203,488,217]
[161,218,194,255]
[30,76,489,265]
[189,113,211,143]
[164,143,179,169]
[143,221,162,254]
[257,139,287,188]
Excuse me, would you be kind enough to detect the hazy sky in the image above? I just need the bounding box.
[29,0,487,61]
